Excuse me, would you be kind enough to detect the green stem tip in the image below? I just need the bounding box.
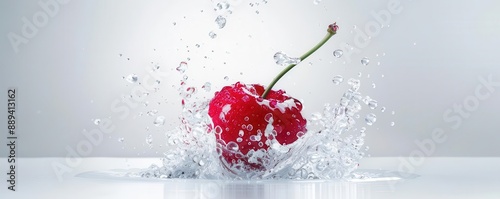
[262,22,339,99]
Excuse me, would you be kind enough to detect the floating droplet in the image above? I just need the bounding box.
[176,62,188,73]
[147,109,158,116]
[125,74,138,83]
[274,51,301,66]
[146,134,153,145]
[361,57,370,66]
[365,113,377,125]
[153,116,166,127]
[333,49,343,58]
[348,78,361,91]
[209,31,217,39]
[332,75,344,85]
[215,15,226,29]
[368,99,378,109]
[202,82,212,92]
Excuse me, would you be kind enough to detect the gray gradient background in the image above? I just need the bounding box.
[1,0,499,158]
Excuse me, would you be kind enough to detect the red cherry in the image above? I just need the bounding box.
[208,82,307,171]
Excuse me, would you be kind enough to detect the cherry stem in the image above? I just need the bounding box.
[262,23,339,99]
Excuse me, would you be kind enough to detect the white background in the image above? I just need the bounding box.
[1,0,499,157]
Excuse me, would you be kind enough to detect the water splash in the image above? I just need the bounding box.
[136,72,376,180]
[274,51,301,66]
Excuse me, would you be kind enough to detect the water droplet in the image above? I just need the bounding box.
[313,0,322,5]
[224,76,229,81]
[348,78,361,91]
[297,131,305,138]
[146,134,153,145]
[258,142,264,147]
[391,111,396,115]
[274,51,301,66]
[198,159,205,166]
[125,74,138,83]
[381,107,386,112]
[372,83,376,88]
[147,109,158,116]
[153,116,166,126]
[118,137,125,142]
[226,142,239,151]
[332,75,344,85]
[195,44,200,48]
[264,113,273,122]
[390,122,395,126]
[413,42,417,46]
[361,57,370,66]
[368,99,378,109]
[238,130,244,137]
[176,62,188,73]
[202,82,212,92]
[365,113,377,125]
[333,49,343,58]
[236,137,243,142]
[215,15,226,29]
[246,124,253,131]
[215,126,223,134]
[93,119,101,125]
[209,31,217,39]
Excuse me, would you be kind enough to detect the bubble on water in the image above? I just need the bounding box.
[215,15,226,29]
[202,82,212,92]
[154,116,166,127]
[176,62,188,73]
[365,113,377,125]
[93,119,101,125]
[333,49,343,58]
[125,74,138,83]
[361,57,370,66]
[118,137,125,142]
[274,51,301,66]
[226,142,239,151]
